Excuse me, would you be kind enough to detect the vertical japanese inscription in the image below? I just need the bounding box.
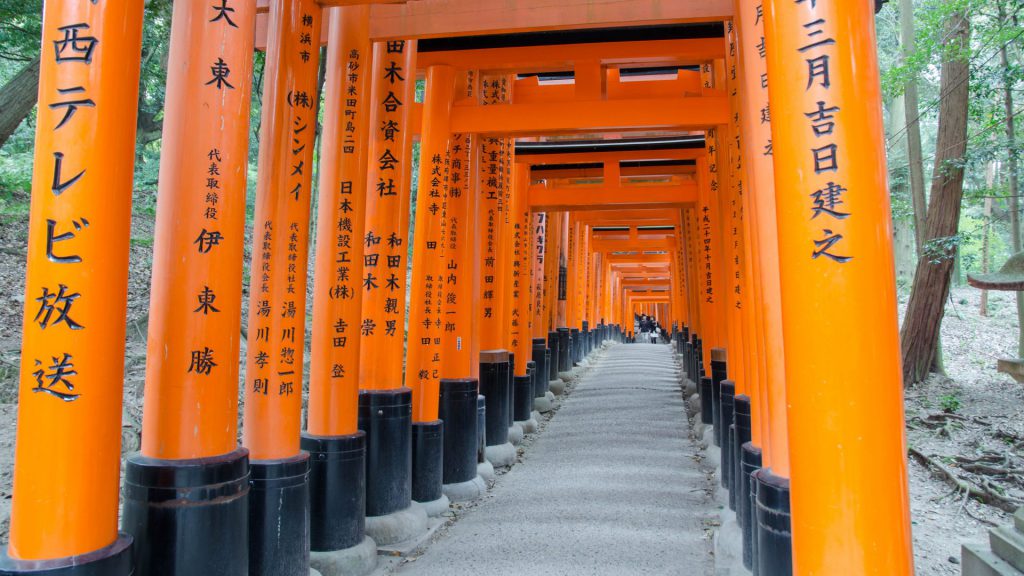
[243,0,321,460]
[358,39,415,389]
[308,6,372,436]
[12,0,145,560]
[793,0,850,262]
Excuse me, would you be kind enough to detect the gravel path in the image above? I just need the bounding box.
[394,343,716,576]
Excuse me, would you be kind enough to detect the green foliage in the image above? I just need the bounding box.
[0,0,41,70]
[939,393,962,413]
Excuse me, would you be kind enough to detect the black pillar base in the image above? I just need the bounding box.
[547,332,559,381]
[695,337,704,378]
[439,378,478,485]
[544,349,553,388]
[301,432,366,553]
[531,338,547,400]
[358,388,413,517]
[556,328,571,372]
[513,374,533,422]
[754,468,792,576]
[506,352,516,430]
[733,395,752,506]
[249,453,312,576]
[479,350,510,447]
[122,448,249,576]
[570,328,580,365]
[710,350,727,447]
[581,321,590,356]
[476,395,487,463]
[699,376,714,427]
[411,420,444,504]
[720,380,735,491]
[740,442,762,572]
[0,535,133,576]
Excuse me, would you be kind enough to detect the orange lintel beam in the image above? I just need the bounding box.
[577,209,678,223]
[591,229,675,239]
[528,182,697,212]
[417,39,724,72]
[592,238,677,252]
[532,164,695,180]
[611,266,671,275]
[257,0,403,11]
[605,253,671,264]
[256,0,733,47]
[450,96,728,136]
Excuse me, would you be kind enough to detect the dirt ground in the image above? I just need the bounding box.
[0,209,1021,574]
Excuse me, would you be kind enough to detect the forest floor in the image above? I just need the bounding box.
[0,204,1021,574]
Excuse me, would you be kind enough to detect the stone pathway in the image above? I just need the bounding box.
[393,343,717,576]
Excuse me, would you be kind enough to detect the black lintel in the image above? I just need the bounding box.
[419,22,726,53]
[516,136,705,156]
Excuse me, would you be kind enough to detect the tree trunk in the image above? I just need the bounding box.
[900,0,928,256]
[900,11,971,385]
[1000,1,1024,356]
[981,192,993,316]
[0,55,41,151]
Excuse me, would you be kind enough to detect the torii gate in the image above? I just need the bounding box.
[2,2,910,576]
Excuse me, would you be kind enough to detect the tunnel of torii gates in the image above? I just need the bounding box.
[0,0,908,575]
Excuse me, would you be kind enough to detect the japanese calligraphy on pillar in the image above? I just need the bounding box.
[140,0,257,459]
[11,1,145,558]
[702,127,720,306]
[308,6,372,436]
[243,0,321,459]
[23,9,113,403]
[359,39,415,389]
[509,164,531,367]
[725,21,746,312]
[477,74,509,343]
[790,0,851,263]
[408,104,452,406]
[531,212,547,335]
[439,129,474,376]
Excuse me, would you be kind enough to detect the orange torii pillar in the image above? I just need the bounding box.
[530,211,556,413]
[554,211,573,379]
[357,38,429,543]
[118,2,254,576]
[765,1,913,574]
[437,70,488,501]
[303,6,379,572]
[494,99,525,447]
[241,1,321,574]
[544,211,569,384]
[720,19,750,516]
[509,163,540,433]
[564,217,580,365]
[2,2,143,574]
[697,150,729,448]
[406,63,456,516]
[736,0,791,571]
[476,75,516,469]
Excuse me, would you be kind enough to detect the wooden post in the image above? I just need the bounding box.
[511,164,534,376]
[6,1,143,570]
[358,39,416,392]
[437,72,486,497]
[303,5,374,560]
[124,1,256,574]
[242,1,322,574]
[357,38,428,542]
[439,74,478,381]
[407,64,456,423]
[407,64,456,510]
[765,0,914,573]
